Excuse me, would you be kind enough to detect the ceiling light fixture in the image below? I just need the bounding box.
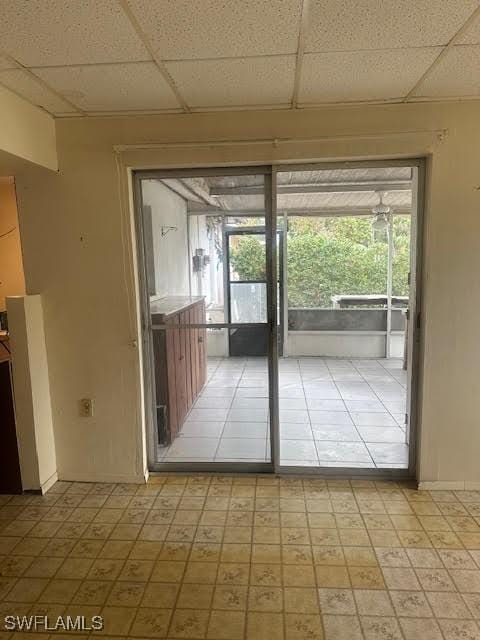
[371,191,391,231]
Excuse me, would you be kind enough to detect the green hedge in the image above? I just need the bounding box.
[229,216,410,307]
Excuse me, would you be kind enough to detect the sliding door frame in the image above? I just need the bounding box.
[272,158,425,479]
[133,166,278,473]
[133,158,425,479]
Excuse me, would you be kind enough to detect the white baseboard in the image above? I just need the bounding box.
[56,472,147,484]
[465,482,480,490]
[40,471,58,494]
[418,480,473,490]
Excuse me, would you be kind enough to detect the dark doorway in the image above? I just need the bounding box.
[226,227,283,357]
[0,360,22,494]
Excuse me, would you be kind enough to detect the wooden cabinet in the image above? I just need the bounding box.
[151,297,206,445]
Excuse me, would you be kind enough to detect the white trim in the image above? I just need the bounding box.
[57,472,148,484]
[114,130,446,153]
[419,481,480,491]
[465,482,480,490]
[40,471,58,495]
[418,480,480,491]
[418,481,466,490]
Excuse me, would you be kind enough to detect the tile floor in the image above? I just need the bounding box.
[1,475,480,640]
[159,358,408,469]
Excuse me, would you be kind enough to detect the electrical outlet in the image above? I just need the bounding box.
[79,398,93,418]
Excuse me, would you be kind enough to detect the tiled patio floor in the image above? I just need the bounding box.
[1,475,480,640]
[159,358,408,469]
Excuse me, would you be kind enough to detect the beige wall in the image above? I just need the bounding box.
[141,180,189,299]
[13,101,480,485]
[0,85,57,172]
[0,177,25,310]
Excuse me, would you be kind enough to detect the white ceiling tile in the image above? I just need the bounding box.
[306,0,478,52]
[457,12,480,44]
[0,69,77,114]
[129,0,302,59]
[0,0,149,66]
[299,48,441,104]
[34,62,180,112]
[166,56,295,108]
[413,45,480,97]
[0,56,18,70]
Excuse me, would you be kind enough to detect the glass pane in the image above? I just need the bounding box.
[189,214,225,323]
[230,282,267,323]
[226,216,265,227]
[276,166,412,471]
[287,216,388,310]
[138,171,271,467]
[229,234,266,281]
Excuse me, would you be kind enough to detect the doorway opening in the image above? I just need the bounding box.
[226,224,284,357]
[133,160,423,475]
[0,176,26,493]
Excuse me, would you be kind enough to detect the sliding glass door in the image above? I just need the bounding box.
[134,160,422,477]
[274,162,420,475]
[134,167,278,471]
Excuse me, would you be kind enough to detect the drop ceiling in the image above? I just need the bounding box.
[0,0,479,117]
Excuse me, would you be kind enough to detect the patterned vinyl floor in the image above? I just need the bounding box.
[1,475,480,639]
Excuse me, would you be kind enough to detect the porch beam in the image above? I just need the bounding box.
[188,206,411,217]
[210,181,412,195]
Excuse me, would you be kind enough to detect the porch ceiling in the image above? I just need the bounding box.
[159,166,413,215]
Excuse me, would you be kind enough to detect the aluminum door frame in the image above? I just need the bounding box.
[133,158,425,480]
[272,159,425,479]
[224,226,284,357]
[133,166,279,473]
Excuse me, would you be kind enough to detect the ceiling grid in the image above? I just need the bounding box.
[0,0,479,117]
[291,0,311,108]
